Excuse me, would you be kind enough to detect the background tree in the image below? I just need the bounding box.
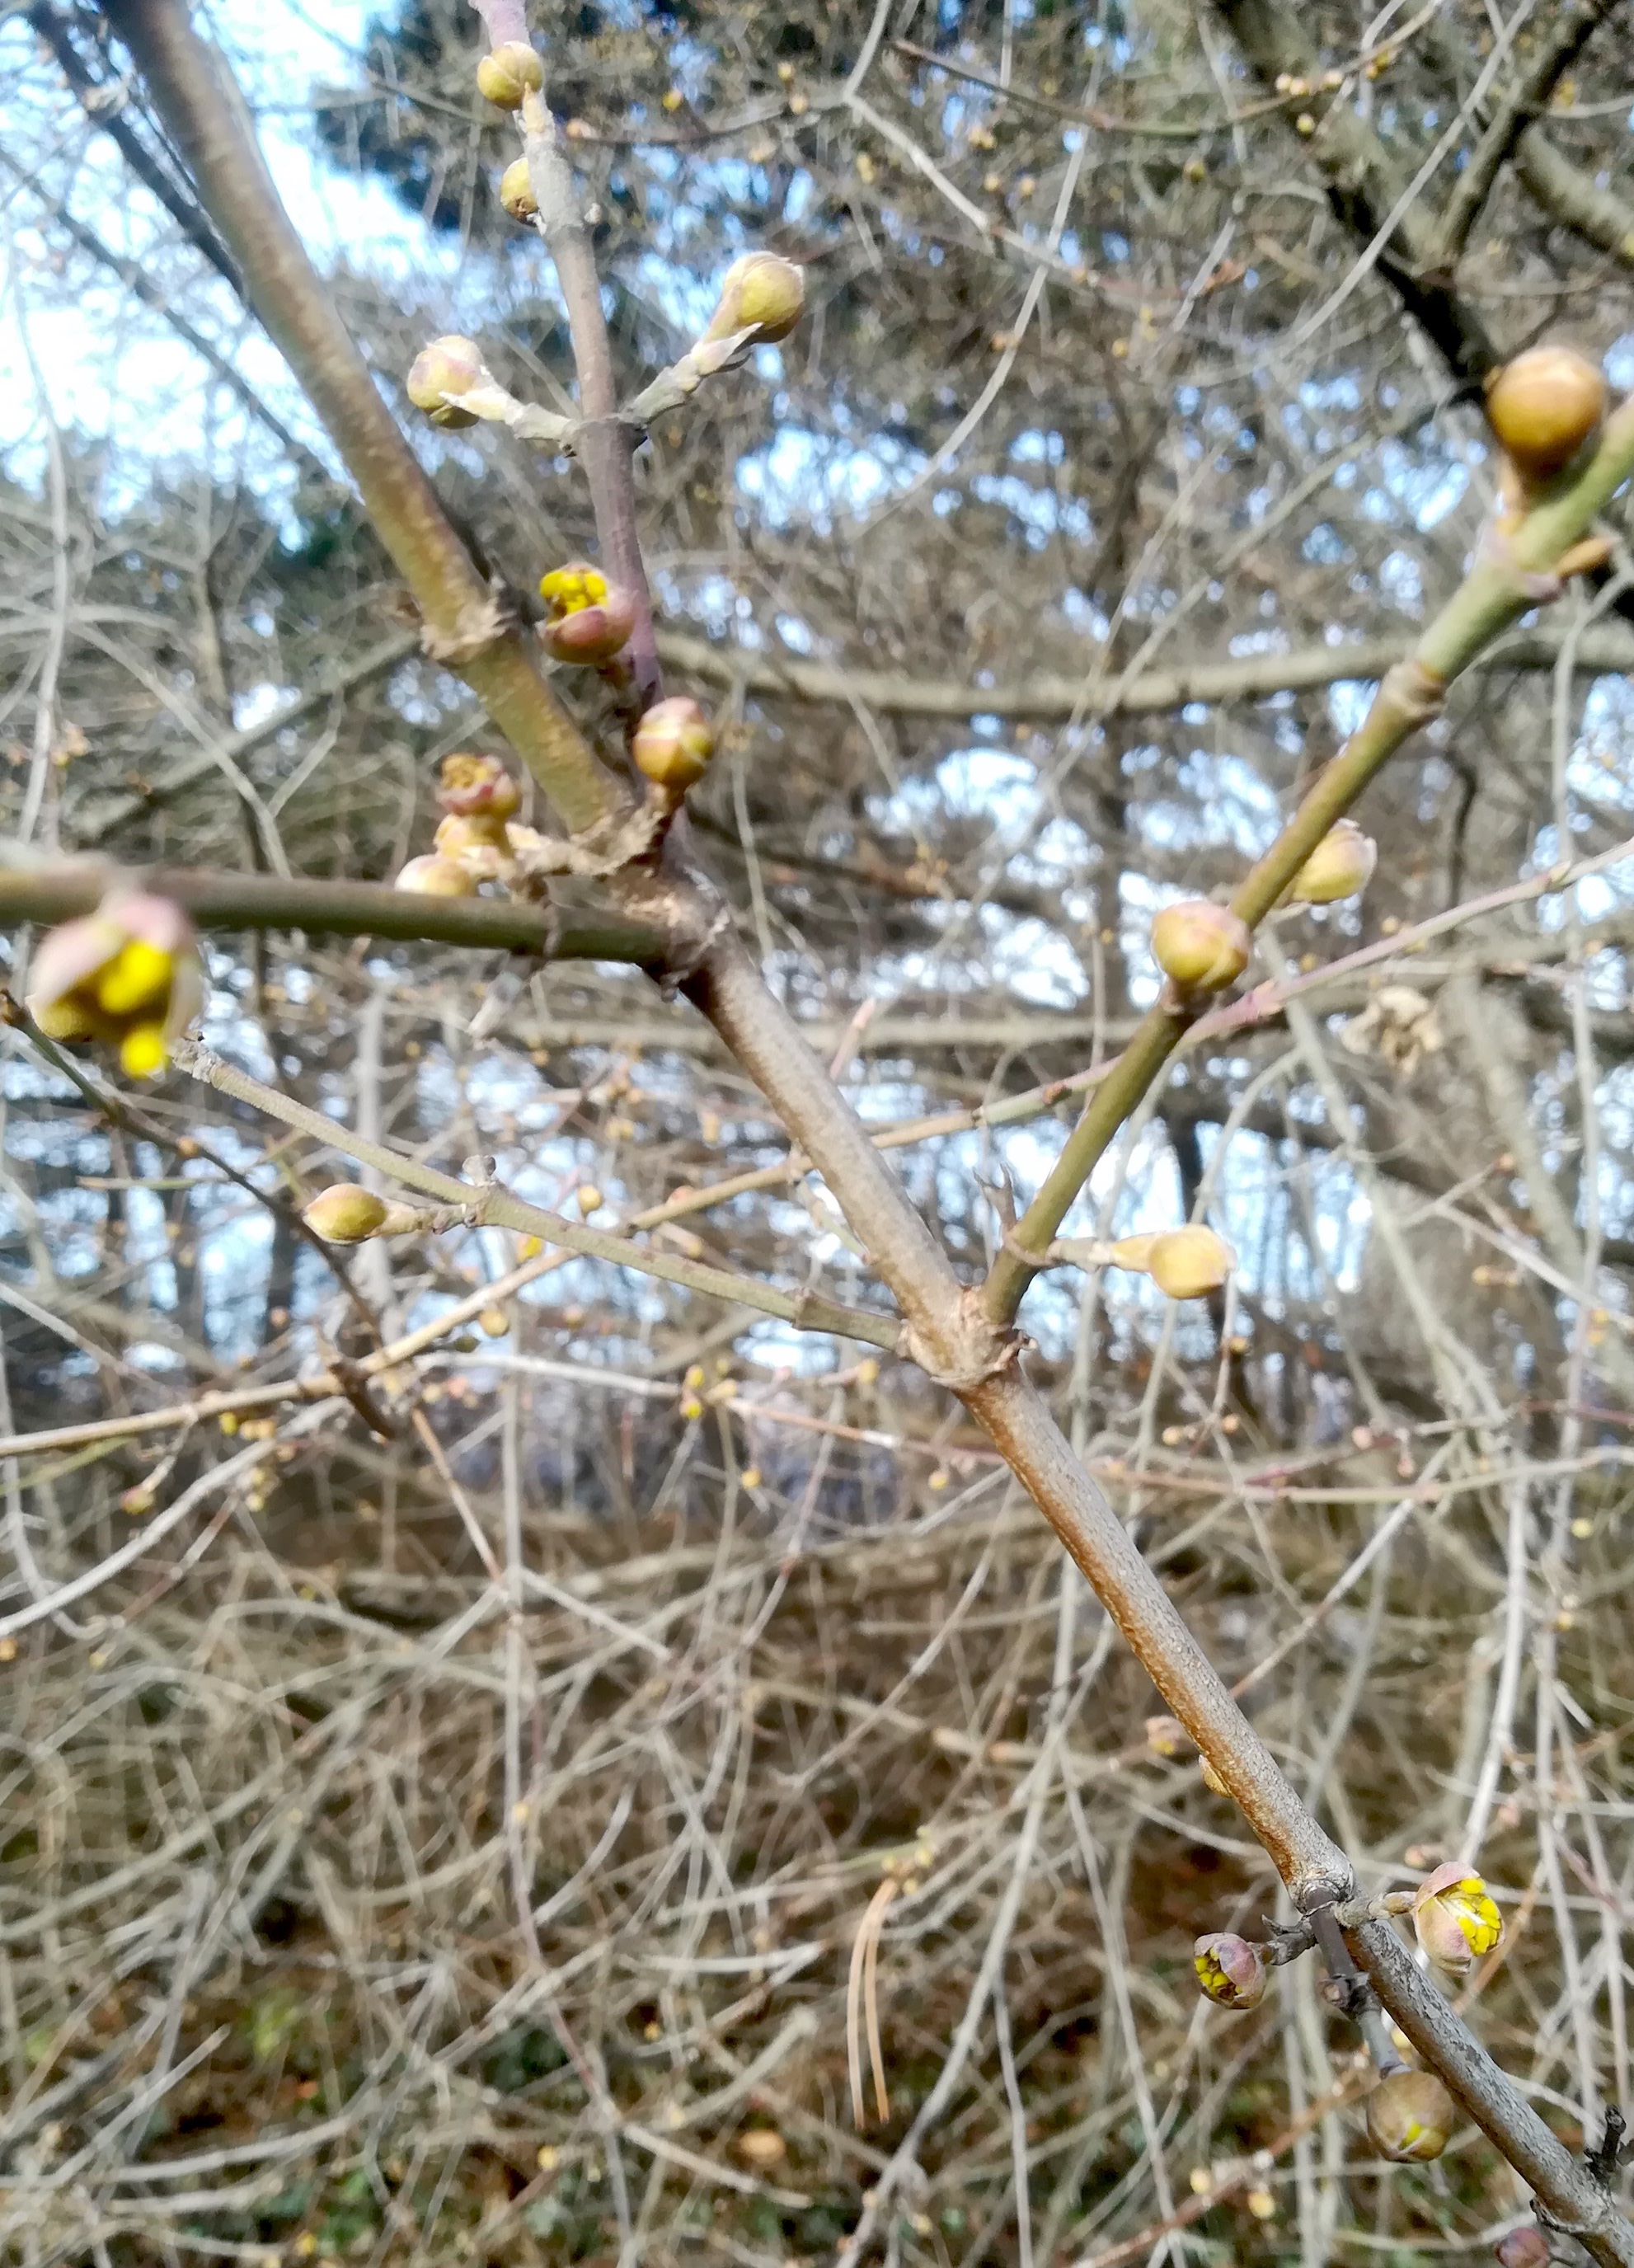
[4,1,1634,2261]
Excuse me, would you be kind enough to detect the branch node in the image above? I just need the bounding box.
[902,1290,1026,1393]
[420,591,511,664]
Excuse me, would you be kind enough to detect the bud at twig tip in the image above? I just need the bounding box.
[500,157,539,222]
[1411,1860,1503,1975]
[303,1185,392,1243]
[407,335,487,427]
[1486,345,1607,486]
[538,562,637,665]
[702,251,805,347]
[1147,1225,1234,1300]
[1193,1932,1268,2010]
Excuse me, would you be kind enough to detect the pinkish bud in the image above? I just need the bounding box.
[1193,1933,1267,2011]
[1495,2231,1551,2268]
[1365,2068,1455,2162]
[1289,819,1376,906]
[407,335,487,428]
[1151,900,1252,992]
[438,751,520,821]
[26,892,201,1081]
[1145,1714,1192,1759]
[395,854,477,898]
[632,696,715,791]
[1412,1862,1503,1975]
[1146,1225,1234,1300]
[538,561,636,665]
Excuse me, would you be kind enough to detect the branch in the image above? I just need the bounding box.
[982,400,1634,1324]
[171,1040,899,1350]
[1434,0,1625,263]
[655,622,1634,724]
[0,853,664,965]
[105,0,619,839]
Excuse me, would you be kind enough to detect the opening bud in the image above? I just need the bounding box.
[476,41,544,108]
[26,891,202,1082]
[1411,1860,1502,1975]
[434,814,509,876]
[1193,1932,1268,2011]
[1495,2231,1551,2268]
[1486,345,1607,486]
[1145,1713,1193,1759]
[1364,2067,1455,2163]
[438,751,520,822]
[407,335,487,428]
[396,853,477,898]
[701,251,805,346]
[500,157,539,222]
[1289,819,1376,906]
[1151,900,1252,992]
[632,696,716,791]
[1147,1225,1234,1300]
[303,1185,391,1243]
[538,562,637,665]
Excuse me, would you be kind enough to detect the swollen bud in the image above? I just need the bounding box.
[500,157,539,222]
[1486,345,1607,486]
[1147,1225,1234,1300]
[438,751,520,822]
[396,853,477,897]
[1365,2068,1455,2163]
[407,335,486,428]
[303,1185,392,1244]
[538,561,637,665]
[1151,900,1252,992]
[1412,1861,1503,1976]
[1495,2231,1551,2268]
[1193,1933,1268,2011]
[476,41,544,108]
[701,251,805,345]
[632,696,716,791]
[1289,819,1376,906]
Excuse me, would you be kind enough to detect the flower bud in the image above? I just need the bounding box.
[395,853,477,897]
[1151,900,1252,992]
[303,1185,391,1243]
[476,41,544,108]
[1193,1932,1268,2011]
[538,561,637,665]
[632,696,715,791]
[438,751,520,821]
[1199,1754,1229,1796]
[500,157,539,222]
[26,891,202,1081]
[701,251,805,345]
[1145,1713,1192,1759]
[1486,345,1606,485]
[1146,1225,1234,1300]
[1365,2068,1455,2163]
[1289,819,1376,906]
[434,813,509,876]
[1495,2231,1551,2268]
[407,335,486,428]
[1412,1861,1503,1975]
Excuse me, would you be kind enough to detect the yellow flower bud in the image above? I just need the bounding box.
[538,561,637,664]
[26,890,201,1079]
[1486,345,1607,486]
[576,1186,603,1215]
[1151,900,1252,992]
[303,1185,392,1243]
[701,251,805,345]
[632,696,715,791]
[1147,1225,1234,1299]
[1289,819,1376,906]
[1193,1933,1267,2010]
[395,854,477,897]
[1411,1861,1503,1975]
[1365,2068,1455,2163]
[439,751,520,820]
[406,335,486,428]
[479,1306,509,1337]
[500,157,539,222]
[476,41,544,109]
